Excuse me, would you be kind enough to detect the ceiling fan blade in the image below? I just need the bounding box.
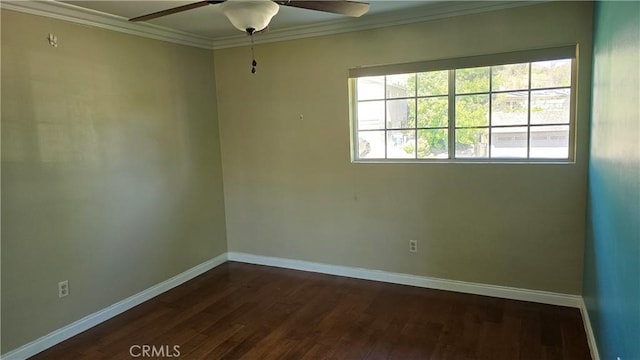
[129,0,225,22]
[277,1,369,17]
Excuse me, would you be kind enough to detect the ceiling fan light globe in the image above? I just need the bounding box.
[219,0,279,32]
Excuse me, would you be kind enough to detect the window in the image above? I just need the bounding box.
[349,46,576,162]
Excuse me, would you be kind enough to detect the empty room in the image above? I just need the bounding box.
[1,0,638,359]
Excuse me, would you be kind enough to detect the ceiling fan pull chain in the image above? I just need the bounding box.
[249,34,257,74]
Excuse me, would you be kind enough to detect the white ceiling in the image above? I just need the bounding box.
[60,1,443,39]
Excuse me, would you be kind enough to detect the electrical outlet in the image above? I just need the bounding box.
[409,240,418,253]
[58,280,69,298]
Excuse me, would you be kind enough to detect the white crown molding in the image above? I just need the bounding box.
[214,1,545,49]
[0,253,228,360]
[227,252,582,308]
[1,0,545,50]
[0,0,215,49]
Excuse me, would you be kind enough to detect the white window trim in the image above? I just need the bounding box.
[348,45,578,164]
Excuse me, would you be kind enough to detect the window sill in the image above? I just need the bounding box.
[352,159,576,165]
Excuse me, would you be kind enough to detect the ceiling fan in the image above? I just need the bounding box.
[129,0,370,34]
[130,0,369,74]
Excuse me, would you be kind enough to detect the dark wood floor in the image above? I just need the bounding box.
[32,262,591,360]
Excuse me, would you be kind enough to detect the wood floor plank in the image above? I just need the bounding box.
[30,262,592,360]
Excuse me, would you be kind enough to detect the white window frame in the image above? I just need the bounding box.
[348,46,578,163]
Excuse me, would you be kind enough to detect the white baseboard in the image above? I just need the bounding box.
[227,252,583,308]
[579,299,601,360]
[1,253,228,360]
[3,252,594,360]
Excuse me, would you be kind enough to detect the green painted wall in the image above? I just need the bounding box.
[214,1,593,294]
[584,1,640,359]
[1,10,227,352]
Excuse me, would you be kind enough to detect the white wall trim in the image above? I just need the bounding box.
[2,252,594,359]
[1,0,543,50]
[0,253,228,360]
[227,252,583,308]
[579,299,601,360]
[0,0,214,49]
[212,1,544,49]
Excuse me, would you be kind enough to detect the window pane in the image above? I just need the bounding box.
[492,91,528,126]
[531,59,571,89]
[455,128,489,158]
[492,63,528,91]
[387,99,415,129]
[417,97,448,128]
[456,67,490,94]
[418,129,448,159]
[357,131,385,159]
[357,101,385,130]
[352,54,574,162]
[456,94,489,127]
[530,89,570,124]
[530,125,569,159]
[491,126,528,158]
[386,73,415,99]
[417,70,448,96]
[387,130,416,159]
[357,76,385,100]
